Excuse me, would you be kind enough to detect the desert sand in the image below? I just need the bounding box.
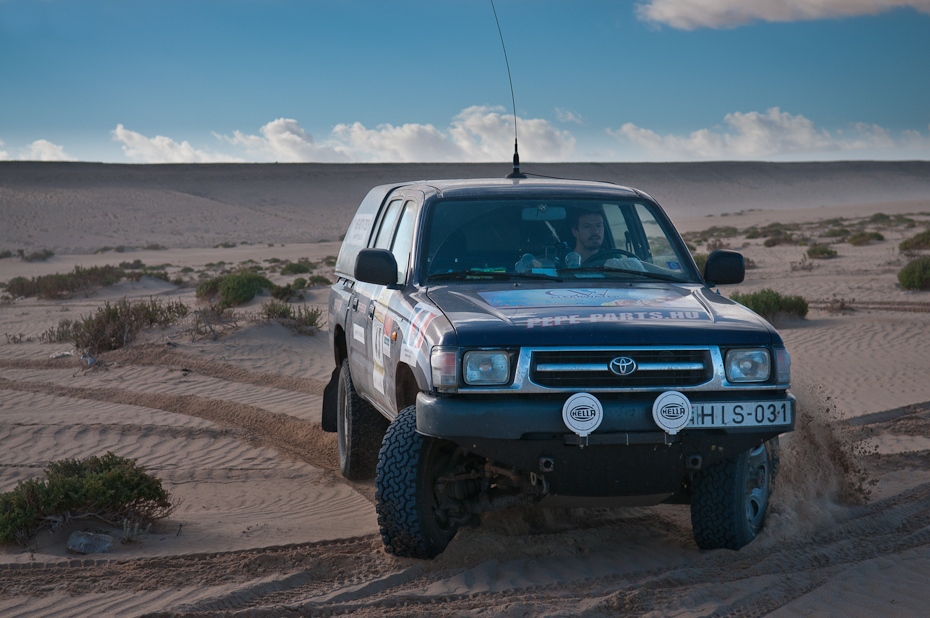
[1,161,930,617]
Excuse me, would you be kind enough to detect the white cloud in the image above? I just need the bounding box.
[21,139,74,161]
[556,108,584,124]
[217,107,574,163]
[0,138,74,161]
[112,124,242,163]
[636,0,930,30]
[608,107,930,160]
[218,118,350,163]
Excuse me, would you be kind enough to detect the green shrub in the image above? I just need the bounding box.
[869,213,891,224]
[846,231,884,246]
[292,277,307,290]
[898,256,930,290]
[280,261,313,275]
[730,288,808,320]
[23,248,55,262]
[806,244,837,259]
[822,227,850,238]
[42,297,188,354]
[0,452,174,544]
[119,259,145,270]
[4,265,126,299]
[197,272,273,308]
[306,275,332,287]
[899,230,930,251]
[261,301,323,333]
[0,249,12,259]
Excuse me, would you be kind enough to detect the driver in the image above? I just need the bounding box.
[570,210,606,262]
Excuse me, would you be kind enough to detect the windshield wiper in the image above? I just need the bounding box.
[559,266,682,283]
[428,269,562,282]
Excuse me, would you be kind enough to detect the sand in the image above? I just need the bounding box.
[1,161,930,616]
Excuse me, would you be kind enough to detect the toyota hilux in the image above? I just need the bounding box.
[322,176,795,558]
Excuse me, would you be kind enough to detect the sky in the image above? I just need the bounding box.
[2,0,930,164]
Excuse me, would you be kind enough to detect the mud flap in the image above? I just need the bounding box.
[321,366,340,432]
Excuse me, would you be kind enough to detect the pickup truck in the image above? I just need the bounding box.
[323,176,795,558]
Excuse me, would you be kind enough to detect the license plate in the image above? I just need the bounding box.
[689,401,793,428]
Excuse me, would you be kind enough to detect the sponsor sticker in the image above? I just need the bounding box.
[652,390,692,435]
[562,392,604,438]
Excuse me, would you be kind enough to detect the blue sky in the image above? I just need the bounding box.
[2,0,929,163]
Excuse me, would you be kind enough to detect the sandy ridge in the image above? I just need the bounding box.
[0,376,339,477]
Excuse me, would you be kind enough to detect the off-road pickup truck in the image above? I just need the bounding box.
[322,177,795,558]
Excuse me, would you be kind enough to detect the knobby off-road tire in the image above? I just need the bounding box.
[690,440,776,550]
[375,404,459,559]
[337,359,389,480]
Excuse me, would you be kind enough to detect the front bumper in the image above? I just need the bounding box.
[416,391,794,497]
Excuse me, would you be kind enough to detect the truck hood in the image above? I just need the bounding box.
[425,284,779,347]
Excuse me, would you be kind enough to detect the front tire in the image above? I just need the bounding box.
[690,439,776,550]
[336,359,388,480]
[375,404,460,559]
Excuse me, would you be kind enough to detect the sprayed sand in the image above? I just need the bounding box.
[1,162,930,616]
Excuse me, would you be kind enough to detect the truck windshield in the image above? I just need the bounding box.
[422,198,697,283]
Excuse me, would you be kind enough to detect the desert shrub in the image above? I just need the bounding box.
[292,277,307,290]
[764,235,791,247]
[0,452,174,544]
[705,239,729,252]
[806,244,837,259]
[144,243,167,250]
[197,272,272,308]
[899,230,930,252]
[261,301,323,333]
[4,265,126,299]
[279,262,305,275]
[869,213,891,224]
[323,255,337,267]
[180,266,195,274]
[730,288,808,320]
[306,275,332,287]
[822,227,850,238]
[271,283,295,300]
[0,249,12,259]
[213,241,237,248]
[23,248,54,262]
[119,259,145,270]
[898,256,930,290]
[43,297,188,354]
[846,231,884,246]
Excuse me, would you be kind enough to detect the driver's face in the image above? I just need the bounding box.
[573,213,604,252]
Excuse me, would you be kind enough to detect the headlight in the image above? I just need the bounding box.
[725,348,771,382]
[463,350,510,385]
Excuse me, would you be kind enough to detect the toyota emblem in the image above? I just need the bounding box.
[609,356,637,376]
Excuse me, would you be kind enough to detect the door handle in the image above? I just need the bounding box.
[367,302,375,319]
[352,296,359,311]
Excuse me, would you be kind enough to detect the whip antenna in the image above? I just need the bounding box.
[491,0,525,179]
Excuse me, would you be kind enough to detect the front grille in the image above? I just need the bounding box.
[530,349,712,388]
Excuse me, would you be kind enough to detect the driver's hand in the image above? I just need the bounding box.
[605,257,645,271]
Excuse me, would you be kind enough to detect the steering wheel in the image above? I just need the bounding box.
[582,248,638,266]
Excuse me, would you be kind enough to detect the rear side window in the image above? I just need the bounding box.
[373,199,403,249]
[391,201,416,281]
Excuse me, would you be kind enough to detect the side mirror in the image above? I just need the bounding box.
[703,249,745,285]
[355,249,399,286]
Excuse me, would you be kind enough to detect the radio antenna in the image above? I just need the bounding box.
[491,0,525,179]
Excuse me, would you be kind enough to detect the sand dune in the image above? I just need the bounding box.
[1,162,930,616]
